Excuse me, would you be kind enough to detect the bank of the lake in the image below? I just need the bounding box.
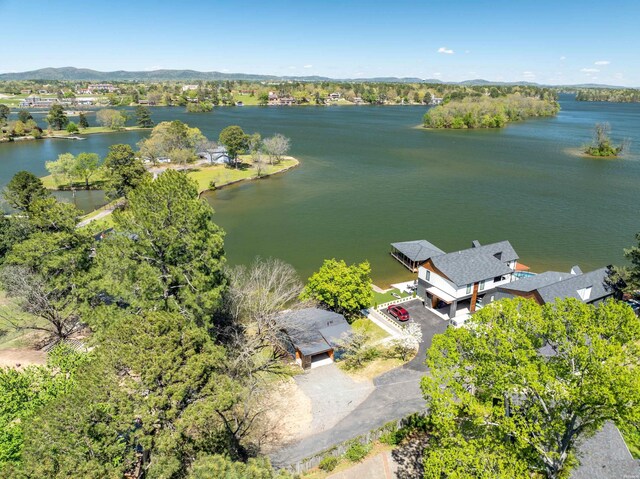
[39,156,299,195]
[1,95,639,286]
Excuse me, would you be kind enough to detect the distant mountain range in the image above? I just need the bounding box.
[0,67,633,89]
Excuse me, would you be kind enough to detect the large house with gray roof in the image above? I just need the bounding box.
[491,265,616,306]
[409,239,521,323]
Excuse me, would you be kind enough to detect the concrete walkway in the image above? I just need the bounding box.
[77,207,114,227]
[270,300,447,469]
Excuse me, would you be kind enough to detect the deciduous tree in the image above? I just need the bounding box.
[262,134,290,165]
[301,259,373,320]
[421,298,640,479]
[219,125,247,167]
[96,108,126,130]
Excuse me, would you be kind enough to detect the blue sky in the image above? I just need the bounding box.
[1,0,638,86]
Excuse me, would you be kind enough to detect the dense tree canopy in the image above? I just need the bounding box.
[45,104,68,130]
[423,94,559,129]
[219,125,247,163]
[0,345,89,470]
[135,105,153,128]
[137,120,206,165]
[90,170,226,327]
[2,171,49,211]
[421,298,640,479]
[102,143,149,199]
[96,108,127,130]
[301,259,373,319]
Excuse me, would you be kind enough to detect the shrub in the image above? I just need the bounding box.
[318,456,338,472]
[344,441,372,462]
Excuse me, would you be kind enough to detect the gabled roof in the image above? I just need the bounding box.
[536,267,612,304]
[391,240,445,263]
[283,308,352,356]
[501,271,574,293]
[572,422,639,478]
[431,240,518,286]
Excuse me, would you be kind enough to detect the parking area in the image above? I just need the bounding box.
[381,299,448,371]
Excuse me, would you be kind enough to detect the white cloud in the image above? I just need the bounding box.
[560,56,566,60]
[594,60,610,65]
[221,68,229,73]
[303,64,313,68]
[288,66,296,70]
[580,68,600,73]
[432,72,442,77]
[437,47,454,55]
[522,71,535,79]
[144,65,162,71]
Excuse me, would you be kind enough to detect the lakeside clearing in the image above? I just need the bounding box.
[40,156,300,226]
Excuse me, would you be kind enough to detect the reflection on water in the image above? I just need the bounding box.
[1,96,639,284]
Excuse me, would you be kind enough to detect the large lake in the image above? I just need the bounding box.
[1,95,638,285]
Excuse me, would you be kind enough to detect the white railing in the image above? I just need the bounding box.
[376,295,416,311]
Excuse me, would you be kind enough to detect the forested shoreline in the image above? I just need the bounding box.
[576,88,640,102]
[422,94,560,129]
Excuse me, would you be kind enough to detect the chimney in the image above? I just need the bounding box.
[472,240,481,248]
[570,265,583,276]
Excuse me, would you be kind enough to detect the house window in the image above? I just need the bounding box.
[466,284,472,294]
[479,280,485,291]
[425,270,431,281]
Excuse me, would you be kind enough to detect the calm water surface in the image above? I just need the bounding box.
[1,95,638,285]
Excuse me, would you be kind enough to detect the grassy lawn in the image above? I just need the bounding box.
[620,423,640,458]
[371,288,411,307]
[351,317,390,343]
[338,317,405,381]
[41,169,108,190]
[45,126,149,137]
[186,156,299,193]
[231,93,262,106]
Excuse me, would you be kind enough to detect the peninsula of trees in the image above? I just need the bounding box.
[422,93,560,129]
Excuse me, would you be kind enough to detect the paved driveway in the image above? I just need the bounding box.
[294,363,374,433]
[271,300,447,468]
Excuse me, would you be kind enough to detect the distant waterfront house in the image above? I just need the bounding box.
[490,265,616,306]
[329,92,341,101]
[282,308,352,369]
[408,239,520,322]
[197,145,230,165]
[353,96,364,104]
[88,83,119,93]
[182,84,199,92]
[430,97,443,105]
[19,96,59,108]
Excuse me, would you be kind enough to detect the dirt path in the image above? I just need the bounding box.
[0,348,47,369]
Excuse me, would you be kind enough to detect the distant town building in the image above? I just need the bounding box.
[182,85,199,92]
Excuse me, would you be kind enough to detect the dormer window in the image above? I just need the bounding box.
[578,287,592,301]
